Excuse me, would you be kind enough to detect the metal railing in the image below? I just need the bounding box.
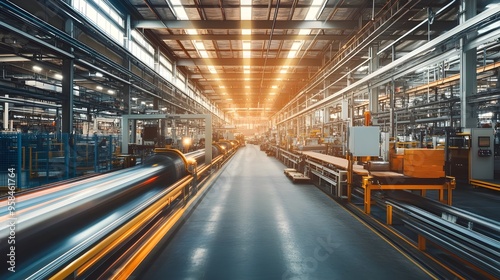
[383,192,500,278]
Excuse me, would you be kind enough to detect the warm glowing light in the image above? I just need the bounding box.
[243,41,251,58]
[241,7,252,20]
[173,6,188,19]
[208,66,217,74]
[182,137,192,147]
[287,41,303,58]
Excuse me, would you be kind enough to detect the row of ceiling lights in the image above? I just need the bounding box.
[167,0,328,111]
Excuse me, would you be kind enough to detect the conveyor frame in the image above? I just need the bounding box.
[362,175,456,214]
[469,179,500,191]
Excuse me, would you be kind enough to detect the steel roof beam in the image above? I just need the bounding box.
[160,34,432,41]
[134,20,367,30]
[176,58,321,66]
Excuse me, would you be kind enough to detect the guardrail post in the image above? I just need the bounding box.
[418,235,426,251]
[386,205,393,225]
[363,176,372,214]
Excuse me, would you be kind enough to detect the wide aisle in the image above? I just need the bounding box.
[140,145,433,280]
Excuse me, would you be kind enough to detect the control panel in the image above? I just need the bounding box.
[478,149,492,157]
[470,128,494,180]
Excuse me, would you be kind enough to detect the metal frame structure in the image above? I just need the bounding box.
[361,175,456,214]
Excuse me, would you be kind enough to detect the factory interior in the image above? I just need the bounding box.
[0,0,499,279]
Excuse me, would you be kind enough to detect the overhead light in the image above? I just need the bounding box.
[132,97,138,101]
[305,0,327,20]
[186,29,198,35]
[173,6,188,20]
[108,90,115,94]
[141,101,146,105]
[194,41,205,50]
[241,7,252,19]
[219,85,225,88]
[208,65,217,74]
[243,41,251,58]
[241,6,252,20]
[95,72,103,77]
[96,86,103,90]
[32,66,42,72]
[287,41,303,58]
[54,74,63,80]
[299,29,311,35]
[271,85,278,89]
[305,7,321,20]
[242,29,251,35]
[479,112,494,118]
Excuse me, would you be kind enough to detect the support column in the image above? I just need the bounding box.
[3,94,8,131]
[459,0,477,128]
[205,114,212,165]
[62,59,74,134]
[62,19,74,135]
[123,15,135,145]
[368,45,379,114]
[172,61,177,87]
[390,81,396,137]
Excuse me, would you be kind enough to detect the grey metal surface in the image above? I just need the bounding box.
[141,145,432,279]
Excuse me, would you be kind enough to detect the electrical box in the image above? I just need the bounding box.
[349,126,380,156]
[470,128,494,180]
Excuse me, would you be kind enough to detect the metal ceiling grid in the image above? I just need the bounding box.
[93,0,500,122]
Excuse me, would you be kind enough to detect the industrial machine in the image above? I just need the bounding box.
[0,142,235,279]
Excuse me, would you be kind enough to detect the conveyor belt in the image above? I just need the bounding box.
[137,145,435,279]
[300,151,404,177]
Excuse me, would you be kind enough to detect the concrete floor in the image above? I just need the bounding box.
[141,145,434,280]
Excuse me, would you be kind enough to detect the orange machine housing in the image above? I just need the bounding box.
[403,149,445,178]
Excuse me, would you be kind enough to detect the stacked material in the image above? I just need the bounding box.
[403,149,445,178]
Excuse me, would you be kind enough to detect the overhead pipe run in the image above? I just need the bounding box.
[0,0,201,117]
